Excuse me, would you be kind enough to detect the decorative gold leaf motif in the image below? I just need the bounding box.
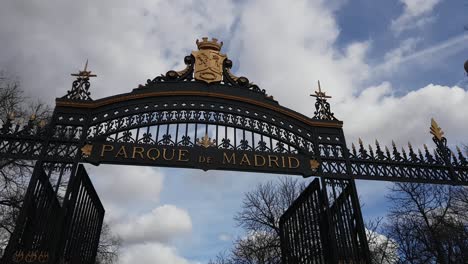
[430,118,444,141]
[81,144,93,157]
[196,133,216,148]
[309,159,320,170]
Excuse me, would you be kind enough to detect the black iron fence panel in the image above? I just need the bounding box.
[58,164,104,264]
[279,178,328,264]
[1,164,61,264]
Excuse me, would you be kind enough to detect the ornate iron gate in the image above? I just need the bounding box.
[0,164,103,264]
[58,164,105,264]
[279,178,328,264]
[279,178,371,264]
[1,164,61,264]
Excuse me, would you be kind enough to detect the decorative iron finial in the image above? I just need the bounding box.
[311,80,332,99]
[63,60,96,101]
[196,133,216,148]
[429,118,455,173]
[430,118,444,141]
[310,81,337,121]
[70,59,97,79]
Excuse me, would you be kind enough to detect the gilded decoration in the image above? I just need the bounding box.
[81,144,93,157]
[430,118,444,141]
[192,37,226,83]
[196,133,216,148]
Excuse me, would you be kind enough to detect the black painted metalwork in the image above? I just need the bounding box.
[62,60,96,101]
[279,178,370,264]
[1,80,466,185]
[58,164,104,264]
[1,164,61,264]
[279,178,327,264]
[1,164,104,264]
[325,178,370,263]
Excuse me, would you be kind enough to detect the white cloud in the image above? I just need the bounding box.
[375,34,468,77]
[119,242,200,264]
[229,0,371,114]
[391,0,441,34]
[86,164,164,206]
[0,0,237,102]
[337,83,468,147]
[366,229,399,264]
[114,205,192,244]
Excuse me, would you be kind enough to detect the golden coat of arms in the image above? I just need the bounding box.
[192,37,226,83]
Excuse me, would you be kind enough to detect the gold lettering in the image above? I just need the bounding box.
[288,157,300,169]
[146,148,160,160]
[178,149,189,162]
[132,147,145,159]
[223,152,236,164]
[199,156,206,163]
[254,155,266,167]
[115,146,128,158]
[240,154,251,166]
[162,148,176,160]
[206,157,213,164]
[281,156,286,168]
[100,144,114,157]
[268,155,280,168]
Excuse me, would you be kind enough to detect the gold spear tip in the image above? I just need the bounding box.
[430,118,444,140]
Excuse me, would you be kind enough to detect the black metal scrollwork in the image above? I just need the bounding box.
[145,55,195,84]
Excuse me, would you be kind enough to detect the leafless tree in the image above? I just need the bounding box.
[0,73,121,262]
[383,183,468,264]
[95,223,122,264]
[0,72,50,250]
[366,218,399,264]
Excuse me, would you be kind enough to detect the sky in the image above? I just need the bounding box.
[1,0,468,263]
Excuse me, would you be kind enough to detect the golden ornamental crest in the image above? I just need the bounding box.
[192,37,226,83]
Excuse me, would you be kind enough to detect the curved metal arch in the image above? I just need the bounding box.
[82,95,325,155]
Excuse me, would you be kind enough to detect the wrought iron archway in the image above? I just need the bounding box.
[1,38,467,264]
